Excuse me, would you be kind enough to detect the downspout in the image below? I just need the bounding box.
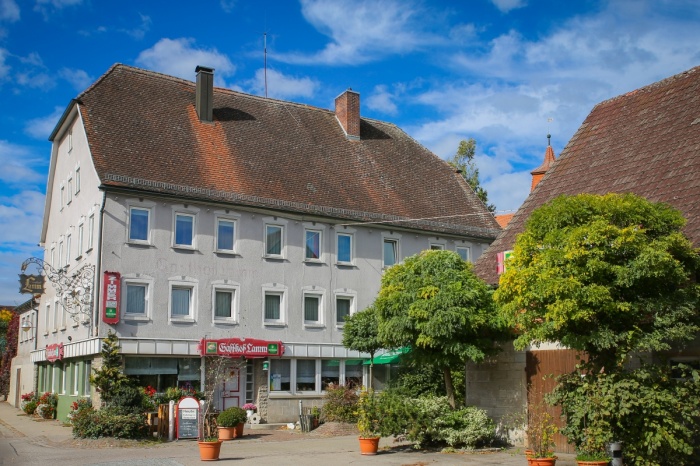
[91,191,107,337]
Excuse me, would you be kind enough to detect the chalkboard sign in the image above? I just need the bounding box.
[177,397,200,439]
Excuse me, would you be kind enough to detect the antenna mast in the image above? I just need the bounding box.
[264,32,268,98]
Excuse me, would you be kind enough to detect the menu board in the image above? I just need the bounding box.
[177,397,200,439]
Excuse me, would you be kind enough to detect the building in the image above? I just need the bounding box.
[10,64,500,422]
[470,64,700,452]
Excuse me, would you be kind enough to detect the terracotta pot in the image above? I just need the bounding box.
[217,426,236,441]
[577,461,609,466]
[525,449,534,458]
[527,457,557,466]
[359,436,380,455]
[233,422,244,438]
[198,440,223,461]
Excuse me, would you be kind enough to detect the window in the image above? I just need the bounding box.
[383,238,399,267]
[60,364,66,394]
[44,304,50,334]
[269,359,290,391]
[126,284,147,314]
[430,243,444,250]
[337,233,353,264]
[75,166,81,194]
[66,234,71,265]
[304,294,321,324]
[77,223,84,258]
[73,362,80,395]
[171,287,192,317]
[60,184,65,209]
[174,213,195,248]
[50,247,55,267]
[296,359,317,392]
[336,296,352,324]
[344,360,363,388]
[456,246,471,262]
[265,225,283,257]
[60,298,67,328]
[215,290,234,319]
[305,230,321,260]
[87,214,95,250]
[262,284,287,325]
[67,178,73,204]
[265,292,282,321]
[216,218,236,252]
[52,300,59,330]
[129,207,150,242]
[67,129,73,152]
[83,360,91,395]
[322,360,340,390]
[58,241,64,268]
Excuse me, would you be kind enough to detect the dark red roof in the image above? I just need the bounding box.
[476,64,700,284]
[78,64,500,239]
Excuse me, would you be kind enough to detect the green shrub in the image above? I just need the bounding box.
[71,406,148,439]
[321,383,358,422]
[217,406,247,427]
[108,384,146,415]
[22,400,37,415]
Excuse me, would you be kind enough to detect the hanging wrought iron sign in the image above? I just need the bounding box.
[19,274,45,294]
[46,343,64,362]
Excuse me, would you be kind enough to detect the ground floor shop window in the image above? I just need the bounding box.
[124,357,201,392]
[270,358,366,395]
[371,363,401,390]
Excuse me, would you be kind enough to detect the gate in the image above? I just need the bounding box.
[525,349,579,454]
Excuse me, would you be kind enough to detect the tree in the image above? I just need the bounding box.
[448,138,495,212]
[374,250,509,408]
[495,193,700,372]
[0,310,18,397]
[342,306,382,389]
[90,330,133,404]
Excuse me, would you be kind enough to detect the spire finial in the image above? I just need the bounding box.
[547,133,551,146]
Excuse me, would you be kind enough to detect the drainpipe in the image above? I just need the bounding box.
[91,191,107,337]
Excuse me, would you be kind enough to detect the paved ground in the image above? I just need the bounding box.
[0,401,578,465]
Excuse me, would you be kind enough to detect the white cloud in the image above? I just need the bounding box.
[366,85,398,115]
[33,0,82,20]
[0,0,20,22]
[118,13,151,40]
[277,0,440,66]
[59,67,92,90]
[220,0,236,13]
[24,107,63,140]
[0,48,8,80]
[490,0,526,14]
[246,68,318,100]
[0,140,47,184]
[135,38,236,86]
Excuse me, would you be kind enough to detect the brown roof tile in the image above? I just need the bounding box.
[78,65,500,239]
[475,64,700,284]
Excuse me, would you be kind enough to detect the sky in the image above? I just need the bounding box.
[1,0,699,305]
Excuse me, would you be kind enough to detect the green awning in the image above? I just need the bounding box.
[324,359,367,367]
[364,348,409,365]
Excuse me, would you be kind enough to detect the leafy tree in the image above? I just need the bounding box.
[448,138,495,212]
[374,250,509,408]
[495,193,700,372]
[90,330,133,404]
[0,310,18,397]
[342,306,382,388]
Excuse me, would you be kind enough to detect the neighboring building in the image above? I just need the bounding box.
[470,64,700,452]
[10,64,500,422]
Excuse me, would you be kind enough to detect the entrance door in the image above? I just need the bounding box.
[214,361,245,410]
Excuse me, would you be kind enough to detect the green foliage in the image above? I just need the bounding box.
[375,391,495,448]
[216,406,247,427]
[550,364,700,466]
[496,193,700,370]
[356,388,380,437]
[447,138,495,212]
[22,400,38,415]
[90,331,133,404]
[35,391,59,419]
[0,311,19,396]
[107,384,148,415]
[321,383,359,423]
[526,406,557,458]
[71,406,148,439]
[342,306,382,357]
[388,363,465,401]
[153,386,204,405]
[375,250,510,407]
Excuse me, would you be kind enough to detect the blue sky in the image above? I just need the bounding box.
[1,0,699,305]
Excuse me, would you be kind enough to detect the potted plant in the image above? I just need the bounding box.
[311,405,320,429]
[242,403,257,418]
[356,387,381,455]
[526,408,558,466]
[217,406,248,440]
[575,428,610,466]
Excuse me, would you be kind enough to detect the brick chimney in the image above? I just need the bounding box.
[335,89,360,140]
[530,134,557,191]
[195,66,214,122]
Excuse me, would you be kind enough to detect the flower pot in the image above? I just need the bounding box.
[527,457,557,466]
[246,409,254,418]
[233,422,244,438]
[359,436,380,455]
[577,461,609,466]
[217,426,236,441]
[198,440,223,461]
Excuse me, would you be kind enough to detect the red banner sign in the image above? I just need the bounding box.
[200,338,284,358]
[46,343,64,362]
[102,271,120,324]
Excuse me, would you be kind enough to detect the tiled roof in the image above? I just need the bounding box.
[78,64,500,239]
[475,64,700,284]
[494,213,514,228]
[530,144,556,175]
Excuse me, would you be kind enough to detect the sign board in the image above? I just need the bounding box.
[46,343,64,363]
[19,274,45,295]
[176,396,200,439]
[102,271,120,324]
[200,338,284,358]
[496,250,514,275]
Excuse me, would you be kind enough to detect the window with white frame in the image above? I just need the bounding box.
[456,246,471,262]
[67,129,73,152]
[383,238,399,268]
[77,223,84,258]
[44,303,50,334]
[60,184,65,209]
[215,217,236,253]
[303,292,323,326]
[168,277,197,322]
[269,359,291,391]
[128,207,150,243]
[66,234,72,265]
[174,212,195,248]
[83,360,91,395]
[60,364,67,394]
[58,240,64,268]
[262,285,286,325]
[52,300,59,331]
[430,243,445,250]
[122,277,152,321]
[67,177,73,204]
[50,246,55,267]
[322,360,341,390]
[73,362,79,395]
[335,295,354,324]
[87,214,95,250]
[305,229,321,260]
[60,298,67,328]
[212,282,239,323]
[265,224,283,257]
[296,359,318,392]
[75,165,80,194]
[336,232,353,264]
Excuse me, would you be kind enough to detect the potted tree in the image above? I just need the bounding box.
[356,387,381,455]
[217,406,248,440]
[526,408,558,466]
[575,427,611,466]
